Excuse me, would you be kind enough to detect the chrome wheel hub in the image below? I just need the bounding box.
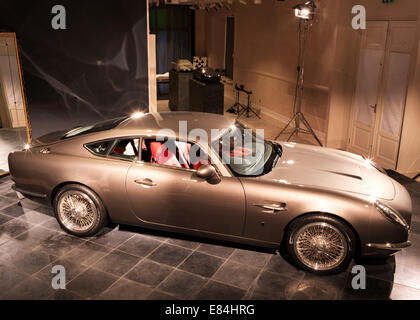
[294,222,347,271]
[57,191,97,232]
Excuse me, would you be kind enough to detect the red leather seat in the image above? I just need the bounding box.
[148,141,208,169]
[150,141,162,162]
[150,141,182,168]
[112,146,126,155]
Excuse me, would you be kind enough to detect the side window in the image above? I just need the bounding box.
[141,138,210,170]
[86,140,113,156]
[109,138,140,160]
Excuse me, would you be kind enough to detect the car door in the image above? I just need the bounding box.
[125,137,246,236]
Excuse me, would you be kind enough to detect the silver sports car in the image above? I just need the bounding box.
[8,112,412,274]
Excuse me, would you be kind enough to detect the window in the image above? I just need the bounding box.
[62,116,128,139]
[86,138,140,161]
[141,138,210,170]
[212,122,281,177]
[109,138,140,160]
[86,140,113,156]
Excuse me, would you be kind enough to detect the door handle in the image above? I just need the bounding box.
[134,179,157,187]
[254,203,287,214]
[369,104,377,113]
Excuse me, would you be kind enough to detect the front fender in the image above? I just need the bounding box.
[240,178,375,247]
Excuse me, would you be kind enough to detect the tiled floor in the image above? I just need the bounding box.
[0,172,420,300]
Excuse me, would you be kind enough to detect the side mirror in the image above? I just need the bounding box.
[196,164,221,185]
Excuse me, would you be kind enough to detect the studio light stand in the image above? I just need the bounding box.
[275,1,323,146]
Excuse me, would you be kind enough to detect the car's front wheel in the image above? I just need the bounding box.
[53,184,108,237]
[285,214,356,275]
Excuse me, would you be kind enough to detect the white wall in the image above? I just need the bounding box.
[196,0,420,177]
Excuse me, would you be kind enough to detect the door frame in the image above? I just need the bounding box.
[0,32,31,177]
[346,20,416,170]
[373,21,418,170]
[224,16,235,80]
[347,21,388,160]
[0,32,31,141]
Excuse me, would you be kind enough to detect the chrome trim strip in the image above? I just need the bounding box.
[253,203,287,213]
[365,241,411,250]
[12,184,47,199]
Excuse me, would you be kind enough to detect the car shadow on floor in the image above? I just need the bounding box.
[118,224,397,300]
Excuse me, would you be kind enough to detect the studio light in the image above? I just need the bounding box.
[275,0,322,146]
[294,1,316,20]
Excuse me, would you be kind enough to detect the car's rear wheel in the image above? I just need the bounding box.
[286,214,355,275]
[53,184,108,237]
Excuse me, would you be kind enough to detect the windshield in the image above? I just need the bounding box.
[212,122,282,177]
[62,116,128,139]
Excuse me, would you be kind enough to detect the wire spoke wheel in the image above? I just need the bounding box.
[293,222,348,271]
[57,190,98,232]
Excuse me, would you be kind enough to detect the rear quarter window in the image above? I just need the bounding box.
[86,140,114,156]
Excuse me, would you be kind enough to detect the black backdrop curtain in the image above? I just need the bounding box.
[149,5,194,98]
[0,0,149,139]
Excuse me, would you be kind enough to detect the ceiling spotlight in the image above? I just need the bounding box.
[294,1,316,20]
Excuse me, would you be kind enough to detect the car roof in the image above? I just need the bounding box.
[117,112,236,140]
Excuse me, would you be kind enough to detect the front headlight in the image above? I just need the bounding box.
[375,201,409,230]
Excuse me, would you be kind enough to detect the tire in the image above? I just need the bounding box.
[53,184,108,237]
[285,214,356,275]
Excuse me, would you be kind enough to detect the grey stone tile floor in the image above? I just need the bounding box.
[0,172,420,300]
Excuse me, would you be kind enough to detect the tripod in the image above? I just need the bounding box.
[275,19,322,146]
[227,84,261,119]
[227,85,246,115]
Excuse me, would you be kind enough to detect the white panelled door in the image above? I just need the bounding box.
[348,21,416,169]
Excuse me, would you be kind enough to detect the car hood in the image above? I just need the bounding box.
[262,142,395,200]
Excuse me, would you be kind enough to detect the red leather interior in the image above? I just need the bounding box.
[112,146,126,155]
[231,147,252,157]
[147,140,210,170]
[150,141,183,168]
[150,141,162,161]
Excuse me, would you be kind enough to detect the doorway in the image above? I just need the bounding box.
[348,21,417,170]
[0,33,27,129]
[0,33,29,174]
[224,16,235,79]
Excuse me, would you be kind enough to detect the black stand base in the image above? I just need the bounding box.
[275,111,323,146]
